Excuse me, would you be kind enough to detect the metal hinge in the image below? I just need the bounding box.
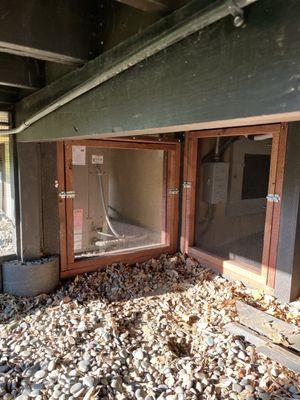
[266,194,280,203]
[169,188,179,195]
[59,190,76,199]
[183,181,192,189]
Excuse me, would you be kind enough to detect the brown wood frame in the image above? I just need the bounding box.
[0,144,5,211]
[57,138,180,278]
[181,124,287,290]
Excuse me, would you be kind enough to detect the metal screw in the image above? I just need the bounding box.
[233,14,244,27]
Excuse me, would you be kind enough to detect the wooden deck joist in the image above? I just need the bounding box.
[115,0,168,12]
[0,54,44,90]
[0,0,101,64]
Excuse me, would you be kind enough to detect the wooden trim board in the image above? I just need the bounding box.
[225,322,300,374]
[56,142,67,271]
[267,124,288,287]
[60,245,170,278]
[236,301,300,352]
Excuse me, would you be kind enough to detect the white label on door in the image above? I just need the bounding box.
[92,154,104,164]
[72,146,86,165]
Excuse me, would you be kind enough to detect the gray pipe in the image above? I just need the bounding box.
[6,0,258,135]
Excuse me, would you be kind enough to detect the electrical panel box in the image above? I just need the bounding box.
[203,162,229,204]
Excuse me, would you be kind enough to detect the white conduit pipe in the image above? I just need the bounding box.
[97,173,121,239]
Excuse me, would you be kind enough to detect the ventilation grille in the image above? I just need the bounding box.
[0,112,10,131]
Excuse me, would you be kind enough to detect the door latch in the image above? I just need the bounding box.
[266,194,280,203]
[59,191,76,199]
[169,188,179,195]
[183,181,192,189]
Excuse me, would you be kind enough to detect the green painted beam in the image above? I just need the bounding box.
[15,0,250,129]
[17,0,300,142]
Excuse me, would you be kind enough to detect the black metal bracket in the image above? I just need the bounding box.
[228,0,245,27]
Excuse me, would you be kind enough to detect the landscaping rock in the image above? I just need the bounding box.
[0,254,299,399]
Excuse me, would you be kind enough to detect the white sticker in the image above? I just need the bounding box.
[72,146,86,165]
[92,154,104,164]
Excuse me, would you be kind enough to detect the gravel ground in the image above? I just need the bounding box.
[0,212,14,256]
[0,254,299,400]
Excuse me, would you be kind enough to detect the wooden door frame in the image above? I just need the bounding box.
[181,123,287,291]
[0,143,5,211]
[57,138,180,278]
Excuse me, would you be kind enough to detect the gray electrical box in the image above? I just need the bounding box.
[203,162,229,204]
